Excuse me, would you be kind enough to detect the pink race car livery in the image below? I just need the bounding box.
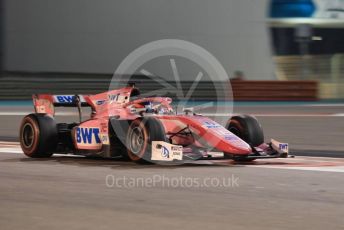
[19,85,289,163]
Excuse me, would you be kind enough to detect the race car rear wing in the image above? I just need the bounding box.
[33,94,91,116]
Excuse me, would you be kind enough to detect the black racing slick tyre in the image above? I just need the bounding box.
[226,115,264,147]
[226,115,264,162]
[126,117,167,164]
[19,114,58,158]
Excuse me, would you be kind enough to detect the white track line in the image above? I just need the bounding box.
[331,113,344,117]
[203,113,344,117]
[0,144,82,157]
[303,104,344,107]
[248,165,344,173]
[0,148,23,154]
[0,142,23,154]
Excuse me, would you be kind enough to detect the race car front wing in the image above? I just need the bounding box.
[151,139,289,162]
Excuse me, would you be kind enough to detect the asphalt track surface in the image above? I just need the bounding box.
[0,103,344,230]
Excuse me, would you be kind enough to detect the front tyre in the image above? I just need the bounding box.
[126,117,167,164]
[19,114,58,158]
[226,115,264,162]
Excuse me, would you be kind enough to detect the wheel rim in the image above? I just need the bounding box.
[129,126,145,155]
[22,123,35,148]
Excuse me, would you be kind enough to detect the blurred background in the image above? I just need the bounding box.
[0,0,343,101]
[0,0,343,152]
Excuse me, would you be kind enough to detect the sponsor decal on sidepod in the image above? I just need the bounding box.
[76,127,101,144]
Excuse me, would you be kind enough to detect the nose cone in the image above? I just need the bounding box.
[198,122,252,155]
[221,135,252,155]
[170,115,253,155]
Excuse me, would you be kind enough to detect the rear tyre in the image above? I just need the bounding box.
[226,115,264,162]
[19,114,58,158]
[126,117,167,164]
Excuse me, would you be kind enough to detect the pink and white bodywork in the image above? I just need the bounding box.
[27,86,289,162]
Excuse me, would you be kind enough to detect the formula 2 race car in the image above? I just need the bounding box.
[19,85,289,163]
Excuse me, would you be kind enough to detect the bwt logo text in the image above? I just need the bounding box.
[76,127,101,144]
[279,143,288,150]
[56,95,75,103]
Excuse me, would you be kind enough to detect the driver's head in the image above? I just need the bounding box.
[133,101,151,109]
